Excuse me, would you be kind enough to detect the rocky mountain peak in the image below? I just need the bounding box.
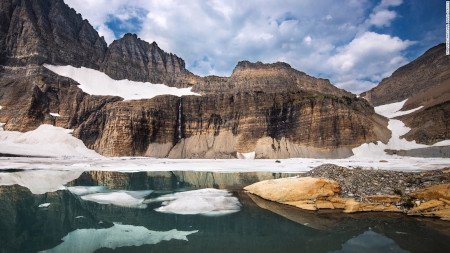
[100,32,191,85]
[0,0,107,68]
[361,43,450,107]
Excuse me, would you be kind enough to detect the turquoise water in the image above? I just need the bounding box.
[0,170,449,253]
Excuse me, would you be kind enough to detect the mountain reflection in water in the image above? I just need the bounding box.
[0,170,449,253]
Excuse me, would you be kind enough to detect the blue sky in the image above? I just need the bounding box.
[65,0,445,93]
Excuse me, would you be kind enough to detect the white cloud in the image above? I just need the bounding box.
[64,0,412,93]
[303,36,312,45]
[328,32,413,93]
[368,10,397,27]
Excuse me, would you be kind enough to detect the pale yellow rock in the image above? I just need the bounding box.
[244,177,341,203]
[285,201,317,211]
[408,200,445,213]
[410,183,450,201]
[366,195,401,204]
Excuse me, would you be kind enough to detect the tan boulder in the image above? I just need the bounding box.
[243,177,341,203]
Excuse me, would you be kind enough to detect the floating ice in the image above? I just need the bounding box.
[80,190,153,209]
[44,64,200,101]
[39,223,198,253]
[150,188,241,216]
[67,186,107,196]
[38,203,51,208]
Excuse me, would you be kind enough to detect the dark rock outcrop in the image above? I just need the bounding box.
[0,0,107,68]
[101,33,197,87]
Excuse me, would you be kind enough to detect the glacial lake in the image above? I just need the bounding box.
[0,170,449,253]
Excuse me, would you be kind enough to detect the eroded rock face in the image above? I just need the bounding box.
[399,101,450,145]
[0,0,107,68]
[72,91,388,158]
[0,66,120,132]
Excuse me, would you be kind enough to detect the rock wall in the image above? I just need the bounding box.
[73,91,389,158]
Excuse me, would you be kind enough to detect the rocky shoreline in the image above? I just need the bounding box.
[245,164,450,220]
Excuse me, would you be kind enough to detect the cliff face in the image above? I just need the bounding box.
[73,91,388,158]
[0,0,390,158]
[0,0,107,68]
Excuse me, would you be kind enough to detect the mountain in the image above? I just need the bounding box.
[0,0,389,158]
[361,44,450,144]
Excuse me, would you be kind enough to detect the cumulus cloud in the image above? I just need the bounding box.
[328,32,413,93]
[368,10,397,27]
[64,0,412,94]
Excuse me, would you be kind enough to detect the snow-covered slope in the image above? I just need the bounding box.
[351,99,447,158]
[44,64,200,100]
[0,124,100,158]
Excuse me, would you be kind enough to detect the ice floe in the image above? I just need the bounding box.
[44,64,200,101]
[38,203,51,208]
[39,223,198,253]
[149,188,241,216]
[67,186,107,196]
[80,190,153,209]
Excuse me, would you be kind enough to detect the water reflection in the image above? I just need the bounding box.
[0,170,449,253]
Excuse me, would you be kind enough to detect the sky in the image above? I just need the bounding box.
[65,0,445,94]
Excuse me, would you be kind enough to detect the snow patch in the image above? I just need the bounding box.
[149,188,241,216]
[50,113,61,117]
[433,140,450,147]
[39,223,198,253]
[80,190,153,209]
[44,64,200,101]
[374,99,423,118]
[237,151,256,159]
[38,203,51,208]
[0,124,100,158]
[351,100,437,158]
